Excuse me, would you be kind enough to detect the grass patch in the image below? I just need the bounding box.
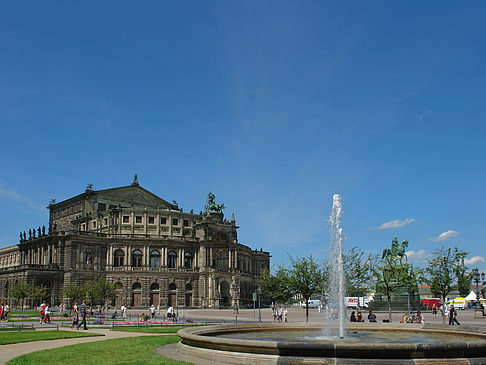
[0,327,35,332]
[0,330,102,345]
[7,335,188,365]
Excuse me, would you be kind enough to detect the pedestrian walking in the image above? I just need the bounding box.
[39,301,46,324]
[71,301,79,328]
[283,306,288,323]
[448,305,460,325]
[432,304,437,317]
[76,300,88,330]
[150,304,156,319]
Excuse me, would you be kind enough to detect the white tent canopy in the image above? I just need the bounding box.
[465,291,478,301]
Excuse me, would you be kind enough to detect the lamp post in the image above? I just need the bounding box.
[232,283,239,314]
[473,268,481,301]
[175,288,179,321]
[257,287,262,323]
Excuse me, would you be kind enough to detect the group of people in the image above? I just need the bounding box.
[272,305,288,323]
[402,311,425,323]
[67,300,88,330]
[349,311,366,322]
[0,302,9,321]
[39,301,51,324]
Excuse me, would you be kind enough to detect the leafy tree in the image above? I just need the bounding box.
[344,247,374,297]
[84,276,116,307]
[425,246,469,323]
[10,283,32,309]
[288,255,324,322]
[61,282,86,309]
[456,259,472,297]
[29,285,49,305]
[259,266,293,304]
[372,254,415,322]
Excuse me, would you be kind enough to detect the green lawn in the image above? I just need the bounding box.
[0,327,35,332]
[7,335,189,365]
[0,330,102,345]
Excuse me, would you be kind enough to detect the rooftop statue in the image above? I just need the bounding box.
[204,192,225,213]
[382,236,408,261]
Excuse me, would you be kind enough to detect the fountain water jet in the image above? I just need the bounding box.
[328,193,346,339]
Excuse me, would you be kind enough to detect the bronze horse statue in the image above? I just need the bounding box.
[382,236,408,260]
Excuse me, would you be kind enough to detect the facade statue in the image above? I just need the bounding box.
[28,229,32,239]
[37,227,41,237]
[382,236,408,260]
[42,225,46,235]
[204,192,225,213]
[32,228,36,238]
[23,232,26,241]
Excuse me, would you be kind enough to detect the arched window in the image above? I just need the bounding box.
[150,282,159,291]
[168,251,177,268]
[150,250,160,268]
[132,250,143,267]
[114,249,125,267]
[132,282,142,291]
[184,252,193,269]
[168,283,176,291]
[185,283,192,291]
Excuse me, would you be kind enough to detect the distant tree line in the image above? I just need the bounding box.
[9,276,117,310]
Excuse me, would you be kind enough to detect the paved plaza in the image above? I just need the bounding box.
[1,307,485,364]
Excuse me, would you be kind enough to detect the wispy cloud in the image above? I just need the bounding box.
[465,256,485,266]
[428,230,459,242]
[405,249,430,264]
[417,110,432,121]
[369,218,416,230]
[0,181,45,214]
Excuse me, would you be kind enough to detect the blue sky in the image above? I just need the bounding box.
[1,1,485,271]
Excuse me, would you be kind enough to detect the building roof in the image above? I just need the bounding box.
[49,176,179,211]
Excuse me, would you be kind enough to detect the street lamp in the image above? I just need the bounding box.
[473,269,481,301]
[232,283,239,314]
[256,287,262,323]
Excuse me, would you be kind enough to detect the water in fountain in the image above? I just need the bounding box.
[327,194,346,339]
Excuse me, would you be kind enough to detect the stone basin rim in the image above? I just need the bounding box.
[177,322,486,359]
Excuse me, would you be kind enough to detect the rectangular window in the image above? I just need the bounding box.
[123,216,130,223]
[173,218,179,226]
[135,216,142,223]
[183,219,189,227]
[160,217,167,225]
[148,216,155,224]
[92,221,96,228]
[104,218,108,225]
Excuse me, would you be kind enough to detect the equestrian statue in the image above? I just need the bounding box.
[382,236,408,261]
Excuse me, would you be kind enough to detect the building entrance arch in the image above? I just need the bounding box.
[220,280,230,306]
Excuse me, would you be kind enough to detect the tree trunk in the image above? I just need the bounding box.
[305,298,309,322]
[441,295,446,324]
[387,294,392,322]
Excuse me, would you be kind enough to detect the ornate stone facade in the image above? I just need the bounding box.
[0,177,270,308]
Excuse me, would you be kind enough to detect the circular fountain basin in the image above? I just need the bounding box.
[175,322,486,364]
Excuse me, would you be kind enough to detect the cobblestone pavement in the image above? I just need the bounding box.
[179,306,486,326]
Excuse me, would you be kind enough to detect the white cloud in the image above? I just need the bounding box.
[417,110,432,121]
[405,249,430,264]
[0,181,45,214]
[428,230,459,242]
[369,218,416,230]
[465,256,485,266]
